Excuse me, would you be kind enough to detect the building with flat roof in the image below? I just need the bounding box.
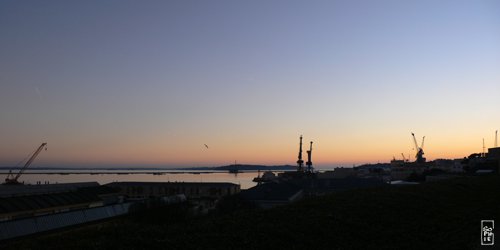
[240,182,303,209]
[0,182,100,198]
[106,182,240,199]
[107,182,240,212]
[0,184,119,221]
[317,167,357,179]
[488,147,500,159]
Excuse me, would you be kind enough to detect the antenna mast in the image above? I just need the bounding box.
[483,138,486,157]
[495,130,498,148]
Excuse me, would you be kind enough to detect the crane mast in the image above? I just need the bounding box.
[306,141,313,173]
[296,135,304,172]
[4,143,47,185]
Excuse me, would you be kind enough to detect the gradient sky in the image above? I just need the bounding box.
[1,0,499,168]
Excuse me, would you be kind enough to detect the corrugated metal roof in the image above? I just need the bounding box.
[0,182,99,198]
[0,186,118,215]
[0,203,133,241]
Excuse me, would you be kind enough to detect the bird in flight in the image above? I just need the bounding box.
[204,144,209,149]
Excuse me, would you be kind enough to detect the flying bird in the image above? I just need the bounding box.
[204,144,209,149]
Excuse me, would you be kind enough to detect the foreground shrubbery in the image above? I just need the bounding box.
[5,176,500,249]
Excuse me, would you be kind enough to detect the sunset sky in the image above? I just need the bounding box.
[1,0,499,168]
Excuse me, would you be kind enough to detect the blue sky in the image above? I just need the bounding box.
[1,0,499,167]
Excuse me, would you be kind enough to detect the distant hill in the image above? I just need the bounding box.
[208,164,297,171]
[0,165,296,171]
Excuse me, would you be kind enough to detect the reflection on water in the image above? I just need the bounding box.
[3,172,260,190]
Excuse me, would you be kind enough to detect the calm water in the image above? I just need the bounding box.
[0,171,264,190]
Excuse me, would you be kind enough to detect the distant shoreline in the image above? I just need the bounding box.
[0,164,297,173]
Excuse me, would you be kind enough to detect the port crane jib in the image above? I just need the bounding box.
[411,133,426,163]
[4,143,47,185]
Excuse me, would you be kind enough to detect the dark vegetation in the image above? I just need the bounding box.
[5,176,500,249]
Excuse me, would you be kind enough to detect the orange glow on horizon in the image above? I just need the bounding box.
[1,124,498,168]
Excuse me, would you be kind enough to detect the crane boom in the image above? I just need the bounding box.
[411,133,419,150]
[5,143,47,184]
[411,132,426,163]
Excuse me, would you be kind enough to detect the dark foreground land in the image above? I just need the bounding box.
[4,176,500,249]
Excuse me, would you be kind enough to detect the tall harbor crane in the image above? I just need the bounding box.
[411,133,426,163]
[297,135,304,172]
[306,141,313,173]
[4,143,47,185]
